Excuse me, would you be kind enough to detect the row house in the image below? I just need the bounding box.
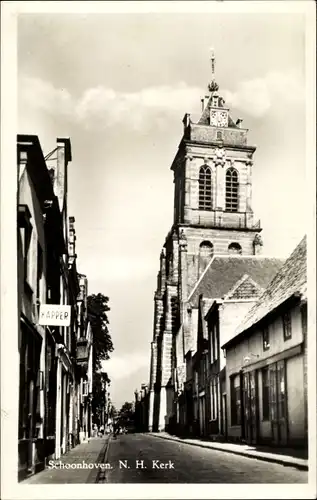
[222,236,307,449]
[17,135,93,480]
[191,256,283,439]
[75,273,93,443]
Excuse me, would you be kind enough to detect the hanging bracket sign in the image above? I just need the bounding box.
[39,304,71,326]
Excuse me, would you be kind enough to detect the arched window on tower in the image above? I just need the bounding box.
[199,166,212,211]
[200,241,214,258]
[225,167,239,212]
[198,241,214,276]
[228,242,242,255]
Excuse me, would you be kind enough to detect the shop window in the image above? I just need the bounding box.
[277,361,286,419]
[282,311,292,340]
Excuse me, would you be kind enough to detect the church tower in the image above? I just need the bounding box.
[148,52,263,432]
[171,50,262,292]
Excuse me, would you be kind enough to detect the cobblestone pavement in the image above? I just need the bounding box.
[22,437,108,484]
[97,433,307,483]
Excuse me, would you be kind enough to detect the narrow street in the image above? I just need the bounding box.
[97,434,307,484]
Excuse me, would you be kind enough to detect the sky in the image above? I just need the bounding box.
[17,7,307,409]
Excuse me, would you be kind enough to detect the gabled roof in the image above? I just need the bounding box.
[188,255,284,307]
[227,236,307,342]
[224,273,264,301]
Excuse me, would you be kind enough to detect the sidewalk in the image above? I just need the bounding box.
[22,437,109,484]
[151,432,308,471]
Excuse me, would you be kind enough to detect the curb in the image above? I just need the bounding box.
[93,436,111,483]
[87,438,110,484]
[150,433,308,471]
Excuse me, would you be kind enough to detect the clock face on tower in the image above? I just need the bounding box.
[210,110,228,128]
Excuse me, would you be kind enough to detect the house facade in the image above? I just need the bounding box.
[17,135,93,480]
[148,54,267,433]
[18,135,63,478]
[222,236,307,448]
[191,259,284,439]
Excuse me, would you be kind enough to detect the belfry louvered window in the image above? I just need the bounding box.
[199,166,212,210]
[225,167,239,212]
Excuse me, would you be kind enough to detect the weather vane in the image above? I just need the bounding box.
[210,47,215,80]
[208,47,219,92]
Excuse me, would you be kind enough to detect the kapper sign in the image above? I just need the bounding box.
[39,304,71,326]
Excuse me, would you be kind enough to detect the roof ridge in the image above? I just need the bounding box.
[188,254,216,302]
[212,254,285,260]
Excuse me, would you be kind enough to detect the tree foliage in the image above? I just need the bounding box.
[118,401,135,427]
[87,293,114,371]
[91,371,110,426]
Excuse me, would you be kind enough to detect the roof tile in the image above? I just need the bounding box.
[234,235,307,336]
[189,255,284,306]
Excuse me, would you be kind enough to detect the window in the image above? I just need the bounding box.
[210,377,218,420]
[262,367,270,420]
[282,311,292,340]
[263,326,270,351]
[225,167,239,212]
[210,322,218,363]
[18,205,33,288]
[228,242,242,255]
[301,304,307,337]
[217,131,223,140]
[230,374,241,426]
[36,243,43,301]
[83,380,88,396]
[199,241,213,259]
[199,166,212,211]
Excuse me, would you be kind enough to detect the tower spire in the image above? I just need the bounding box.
[210,47,215,80]
[208,47,219,93]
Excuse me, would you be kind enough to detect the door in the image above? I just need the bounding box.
[27,378,35,471]
[243,371,258,444]
[222,394,227,438]
[269,361,287,445]
[199,397,205,436]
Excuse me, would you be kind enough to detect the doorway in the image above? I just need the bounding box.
[269,360,287,445]
[242,371,258,444]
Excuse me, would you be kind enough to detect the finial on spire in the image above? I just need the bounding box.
[208,47,219,93]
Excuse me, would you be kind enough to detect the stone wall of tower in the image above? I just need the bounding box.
[178,226,257,293]
[183,146,255,224]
